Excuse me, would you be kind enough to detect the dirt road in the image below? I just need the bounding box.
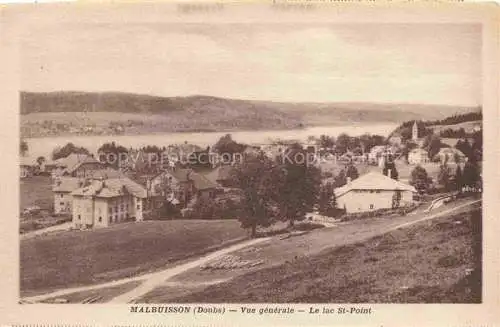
[21,222,72,240]
[22,199,480,304]
[22,237,270,303]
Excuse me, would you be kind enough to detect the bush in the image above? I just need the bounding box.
[340,204,418,222]
[256,221,324,237]
[293,222,325,231]
[185,196,240,220]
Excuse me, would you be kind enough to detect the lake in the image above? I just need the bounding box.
[25,123,399,159]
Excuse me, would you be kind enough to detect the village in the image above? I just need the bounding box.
[19,111,483,304]
[20,115,482,233]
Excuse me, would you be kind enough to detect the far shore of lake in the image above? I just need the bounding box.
[22,123,399,160]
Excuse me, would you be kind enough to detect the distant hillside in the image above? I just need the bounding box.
[20,91,479,138]
[389,109,482,141]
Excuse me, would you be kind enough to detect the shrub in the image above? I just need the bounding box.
[185,196,240,220]
[293,222,324,231]
[340,204,418,222]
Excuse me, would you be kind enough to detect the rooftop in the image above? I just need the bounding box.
[71,177,147,198]
[53,177,82,193]
[334,172,416,198]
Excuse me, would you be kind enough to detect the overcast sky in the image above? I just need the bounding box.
[21,23,481,106]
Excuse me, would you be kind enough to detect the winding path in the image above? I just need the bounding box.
[22,237,270,303]
[22,199,480,304]
[21,222,72,240]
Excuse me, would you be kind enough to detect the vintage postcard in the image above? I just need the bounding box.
[0,1,498,326]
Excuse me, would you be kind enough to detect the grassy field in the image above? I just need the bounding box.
[20,219,247,296]
[166,206,481,303]
[430,120,482,134]
[19,175,53,212]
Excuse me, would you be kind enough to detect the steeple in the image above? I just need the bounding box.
[412,121,419,141]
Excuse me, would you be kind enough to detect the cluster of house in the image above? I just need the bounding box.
[29,153,219,230]
[20,121,479,230]
[387,121,468,165]
[22,148,423,228]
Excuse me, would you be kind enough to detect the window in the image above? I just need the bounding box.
[137,204,140,210]
[98,216,102,222]
[109,207,113,214]
[78,215,81,220]
[370,204,374,209]
[60,202,65,206]
[109,216,112,223]
[60,194,64,198]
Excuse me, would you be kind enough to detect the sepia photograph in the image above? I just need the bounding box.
[12,4,487,310]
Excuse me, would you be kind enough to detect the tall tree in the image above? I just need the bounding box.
[52,142,90,160]
[455,165,464,192]
[98,142,129,169]
[425,135,444,160]
[438,164,451,191]
[359,133,385,154]
[213,134,247,158]
[275,143,321,227]
[392,190,402,209]
[318,182,339,217]
[318,135,335,149]
[230,153,281,238]
[383,154,399,180]
[346,164,359,181]
[36,156,46,166]
[455,139,474,162]
[335,133,351,155]
[410,165,431,194]
[471,131,482,163]
[462,162,481,188]
[334,169,347,188]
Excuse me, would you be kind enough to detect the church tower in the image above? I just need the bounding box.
[412,121,418,141]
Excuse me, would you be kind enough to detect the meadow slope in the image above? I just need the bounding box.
[20,219,247,296]
[169,207,481,303]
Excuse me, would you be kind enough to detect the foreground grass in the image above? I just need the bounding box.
[20,219,247,295]
[170,207,481,303]
[39,281,142,304]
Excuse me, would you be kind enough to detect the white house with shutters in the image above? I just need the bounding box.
[334,172,417,214]
[408,148,430,165]
[70,177,147,229]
